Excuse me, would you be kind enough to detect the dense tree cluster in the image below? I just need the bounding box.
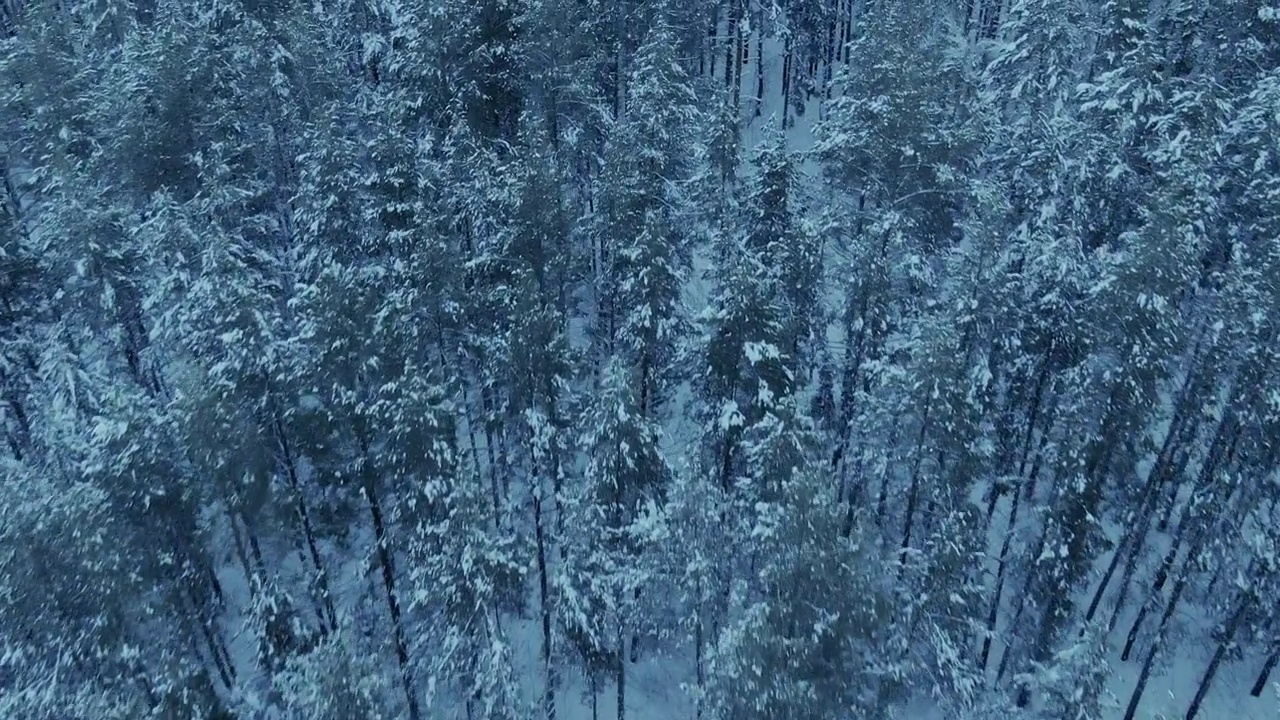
[2,0,1279,718]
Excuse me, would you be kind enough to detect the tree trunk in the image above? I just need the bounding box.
[822,7,836,102]
[477,373,504,522]
[980,471,1024,671]
[899,399,934,566]
[842,441,866,538]
[781,35,792,129]
[199,615,236,690]
[1123,419,1236,660]
[616,626,626,720]
[723,0,737,92]
[1122,572,1189,720]
[359,436,420,720]
[1121,537,1178,662]
[731,13,743,114]
[630,586,641,663]
[876,415,902,527]
[694,605,705,720]
[1250,647,1279,697]
[996,514,1051,684]
[228,509,259,594]
[1158,403,1234,533]
[754,29,764,117]
[275,411,337,632]
[243,511,268,579]
[534,486,556,720]
[1186,594,1251,720]
[703,5,717,77]
[842,0,855,62]
[591,673,599,720]
[1092,368,1202,631]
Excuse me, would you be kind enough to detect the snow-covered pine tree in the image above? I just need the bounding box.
[594,14,703,408]
[568,357,671,720]
[703,455,894,720]
[741,129,821,365]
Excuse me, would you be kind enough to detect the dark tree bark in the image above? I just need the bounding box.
[275,411,337,632]
[1123,571,1189,720]
[724,0,738,92]
[616,626,626,720]
[781,35,792,129]
[980,471,1024,671]
[996,510,1051,685]
[1186,593,1251,720]
[753,29,764,117]
[1089,365,1202,631]
[694,596,705,720]
[533,484,556,720]
[1123,418,1238,661]
[1251,647,1279,697]
[359,436,420,720]
[899,399,934,566]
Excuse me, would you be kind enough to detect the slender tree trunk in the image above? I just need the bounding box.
[876,415,902,526]
[534,486,556,720]
[243,512,268,578]
[899,399,934,565]
[630,587,641,663]
[834,0,846,61]
[1186,593,1251,720]
[781,35,792,129]
[1251,647,1280,697]
[228,509,258,594]
[823,7,836,102]
[842,0,855,62]
[1124,421,1237,660]
[694,604,705,720]
[1107,440,1196,635]
[1122,571,1189,720]
[1093,368,1202,630]
[201,618,236,690]
[980,471,1024,671]
[478,375,504,520]
[842,439,866,538]
[1122,535,1180,662]
[996,513,1051,684]
[467,388,498,528]
[1082,530,1129,627]
[275,412,337,632]
[754,29,764,117]
[1015,429,1112,708]
[832,285,872,473]
[591,673,599,720]
[1082,433,1162,633]
[731,7,743,114]
[614,4,626,117]
[1016,358,1053,477]
[616,626,626,720]
[174,552,236,691]
[495,393,514,505]
[1158,394,1233,532]
[723,0,737,92]
[358,436,420,720]
[189,591,236,691]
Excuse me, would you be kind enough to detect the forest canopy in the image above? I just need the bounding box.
[2,1,1280,719]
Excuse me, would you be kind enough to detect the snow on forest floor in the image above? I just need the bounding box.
[507,616,695,720]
